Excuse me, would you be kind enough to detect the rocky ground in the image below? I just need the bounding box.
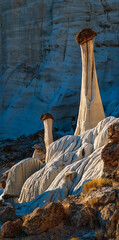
[0,130,45,168]
[0,183,118,239]
[0,130,45,189]
[0,123,119,239]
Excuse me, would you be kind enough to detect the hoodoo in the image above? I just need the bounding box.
[40,113,54,150]
[75,29,105,135]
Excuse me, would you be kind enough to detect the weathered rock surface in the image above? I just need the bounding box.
[101,142,119,165]
[2,157,43,199]
[74,34,105,135]
[1,219,24,238]
[23,202,67,235]
[107,122,119,143]
[1,186,118,239]
[18,116,117,205]
[101,121,119,181]
[80,186,119,206]
[0,0,119,139]
[0,117,118,240]
[1,116,117,210]
[0,206,17,223]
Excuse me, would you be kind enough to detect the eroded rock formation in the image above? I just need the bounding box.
[74,29,105,135]
[40,113,54,150]
[0,118,119,239]
[3,157,43,198]
[2,116,118,210]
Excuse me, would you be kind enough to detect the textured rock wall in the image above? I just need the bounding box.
[0,0,119,139]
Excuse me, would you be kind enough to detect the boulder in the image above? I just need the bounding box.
[1,219,24,238]
[70,206,97,229]
[107,122,119,143]
[0,206,17,223]
[101,142,119,166]
[101,122,119,181]
[80,186,119,207]
[23,202,68,235]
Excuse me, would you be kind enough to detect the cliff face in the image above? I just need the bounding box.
[0,0,119,139]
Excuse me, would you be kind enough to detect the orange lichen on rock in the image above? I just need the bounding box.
[75,28,97,45]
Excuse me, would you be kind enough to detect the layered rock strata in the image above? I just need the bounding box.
[2,116,118,210]
[3,157,43,198]
[0,0,119,139]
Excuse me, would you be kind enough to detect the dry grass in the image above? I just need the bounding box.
[83,178,113,194]
[69,238,80,240]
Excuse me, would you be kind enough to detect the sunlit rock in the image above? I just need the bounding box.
[74,29,105,135]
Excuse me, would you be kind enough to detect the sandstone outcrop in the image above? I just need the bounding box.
[1,116,117,211]
[1,219,24,238]
[23,202,67,235]
[101,121,119,181]
[17,116,117,205]
[101,142,119,165]
[32,143,45,162]
[107,122,119,143]
[3,157,43,198]
[0,0,119,139]
[40,113,54,150]
[74,29,105,135]
[1,186,118,239]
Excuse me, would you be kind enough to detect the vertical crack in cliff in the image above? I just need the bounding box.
[63,17,69,61]
[100,0,119,42]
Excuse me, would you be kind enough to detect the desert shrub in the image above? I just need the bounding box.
[83,178,112,194]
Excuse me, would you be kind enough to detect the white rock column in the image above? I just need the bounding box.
[40,113,54,150]
[75,29,105,135]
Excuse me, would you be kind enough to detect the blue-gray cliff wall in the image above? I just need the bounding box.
[0,0,119,139]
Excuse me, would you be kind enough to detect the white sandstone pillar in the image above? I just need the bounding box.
[40,113,54,149]
[74,29,105,135]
